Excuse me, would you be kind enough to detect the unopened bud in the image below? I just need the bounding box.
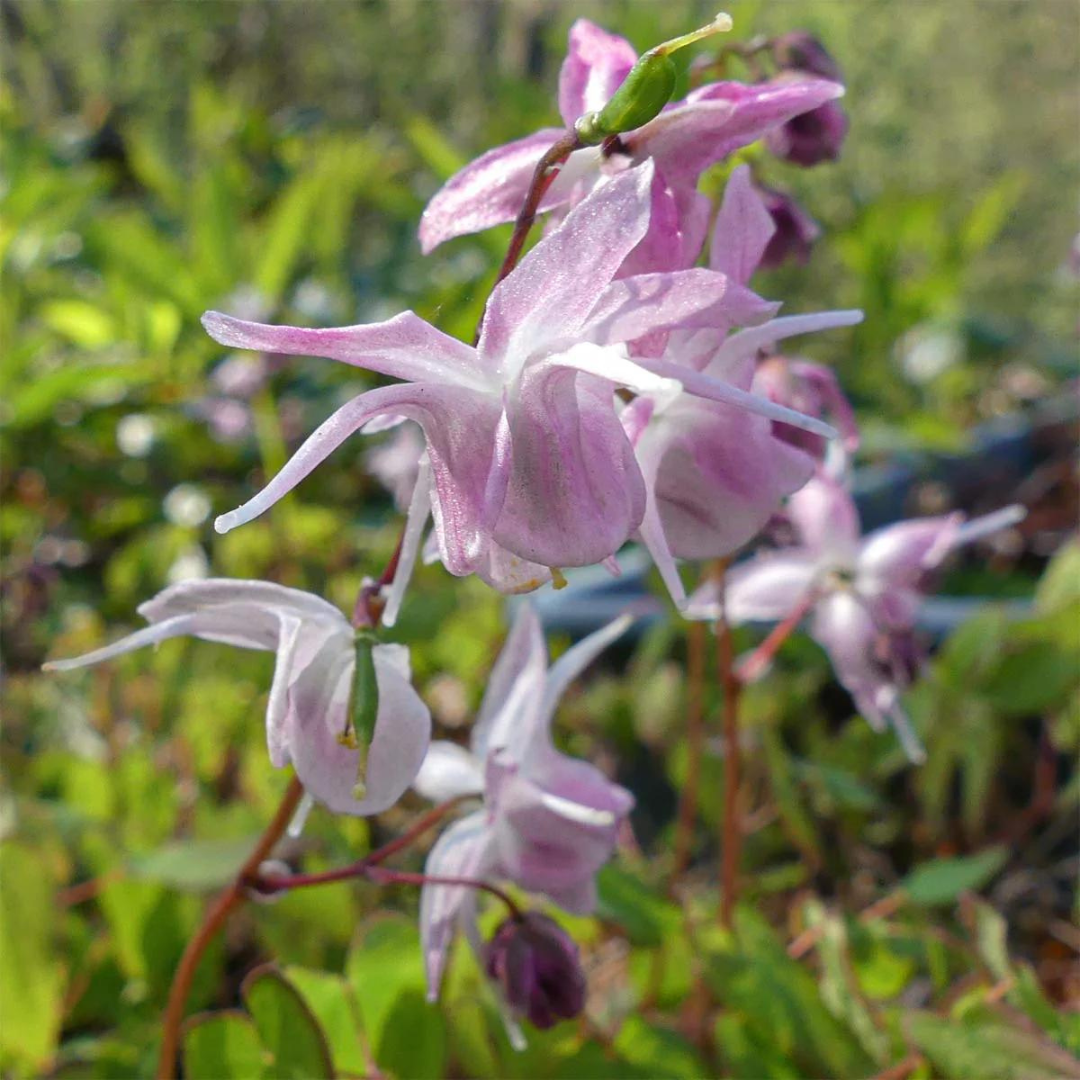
[765,92,848,167]
[485,913,587,1029]
[771,31,841,81]
[576,13,733,144]
[755,185,820,270]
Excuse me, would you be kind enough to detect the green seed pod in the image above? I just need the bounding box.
[345,628,379,800]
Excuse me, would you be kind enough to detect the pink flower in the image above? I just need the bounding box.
[43,580,430,815]
[755,186,820,270]
[203,162,830,618]
[686,473,1025,761]
[419,18,844,271]
[624,165,862,604]
[411,605,633,1005]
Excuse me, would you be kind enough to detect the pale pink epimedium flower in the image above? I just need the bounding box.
[203,162,833,620]
[43,580,431,815]
[623,164,862,604]
[686,472,1026,761]
[410,604,633,1012]
[419,18,844,272]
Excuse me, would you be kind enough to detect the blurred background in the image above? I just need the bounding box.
[2,2,1078,1078]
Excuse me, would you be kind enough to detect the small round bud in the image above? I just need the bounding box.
[756,186,820,270]
[771,31,841,81]
[765,94,848,167]
[484,913,587,1030]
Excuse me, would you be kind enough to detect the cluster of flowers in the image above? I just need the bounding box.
[48,17,1021,1035]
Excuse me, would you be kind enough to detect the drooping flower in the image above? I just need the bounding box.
[203,162,831,618]
[484,913,587,1030]
[623,164,862,603]
[419,18,844,272]
[43,579,431,815]
[411,604,633,1008]
[686,472,1026,761]
[765,78,848,167]
[755,186,820,270]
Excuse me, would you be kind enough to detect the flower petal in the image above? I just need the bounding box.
[381,454,433,630]
[857,515,961,587]
[413,741,485,802]
[201,309,492,390]
[418,128,568,253]
[558,19,638,126]
[690,551,818,623]
[419,810,491,999]
[709,164,776,284]
[479,160,655,369]
[787,472,861,563]
[541,613,633,723]
[288,643,431,816]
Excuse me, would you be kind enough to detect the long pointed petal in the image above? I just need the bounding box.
[641,357,838,438]
[541,613,633,721]
[43,614,197,671]
[381,455,433,629]
[706,310,864,376]
[709,163,776,284]
[202,309,491,389]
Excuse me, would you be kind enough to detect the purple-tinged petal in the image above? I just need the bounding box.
[787,472,861,563]
[380,455,433,629]
[690,550,818,623]
[419,811,491,1000]
[473,604,548,763]
[585,268,773,348]
[265,613,304,768]
[492,363,646,569]
[709,164,776,284]
[202,309,493,389]
[473,543,554,595]
[540,613,633,721]
[857,515,961,588]
[757,188,820,270]
[558,19,638,126]
[418,128,568,254]
[632,76,845,182]
[288,643,431,816]
[365,420,424,510]
[766,97,848,167]
[479,161,655,368]
[413,741,485,802]
[637,396,814,561]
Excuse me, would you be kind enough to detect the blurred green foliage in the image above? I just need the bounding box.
[1,1,1078,1077]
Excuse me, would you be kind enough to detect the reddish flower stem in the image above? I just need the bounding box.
[671,620,708,882]
[474,129,582,343]
[736,589,817,683]
[156,775,305,1080]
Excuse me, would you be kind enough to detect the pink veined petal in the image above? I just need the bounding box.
[704,310,864,379]
[584,268,773,348]
[419,810,491,1000]
[638,356,839,439]
[472,604,549,763]
[201,309,493,390]
[558,19,638,126]
[288,643,432,816]
[478,160,656,369]
[380,454,433,629]
[491,362,647,569]
[691,550,819,623]
[637,395,814,562]
[788,472,862,563]
[709,163,776,284]
[413,741,485,802]
[635,76,845,181]
[418,127,569,254]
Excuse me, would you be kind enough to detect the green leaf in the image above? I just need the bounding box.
[39,300,118,349]
[595,864,679,947]
[613,1016,709,1080]
[242,965,334,1080]
[0,843,63,1072]
[254,172,323,305]
[1036,543,1080,613]
[906,1012,1080,1080]
[981,642,1077,716]
[714,1013,801,1080]
[129,836,261,891]
[901,847,1008,906]
[285,968,366,1077]
[182,1011,267,1080]
[346,914,446,1078]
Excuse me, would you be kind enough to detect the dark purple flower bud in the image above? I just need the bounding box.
[771,31,841,81]
[756,186,820,270]
[484,913,587,1030]
[766,92,848,167]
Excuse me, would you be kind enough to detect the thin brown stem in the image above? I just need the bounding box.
[474,130,581,343]
[671,620,708,883]
[869,1053,926,1080]
[736,589,816,683]
[157,775,304,1080]
[716,565,743,931]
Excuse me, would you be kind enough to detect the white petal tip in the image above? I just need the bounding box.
[213,514,235,535]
